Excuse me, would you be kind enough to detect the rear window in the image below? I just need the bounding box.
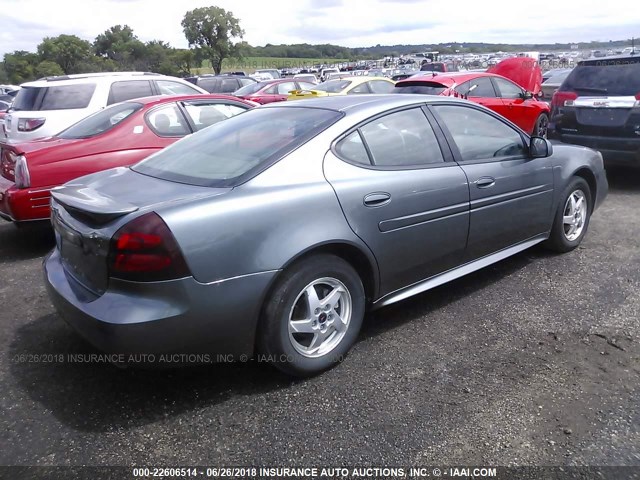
[58,102,142,139]
[132,107,341,187]
[393,82,447,95]
[12,84,96,111]
[561,60,640,96]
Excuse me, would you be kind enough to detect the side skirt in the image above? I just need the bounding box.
[372,233,548,309]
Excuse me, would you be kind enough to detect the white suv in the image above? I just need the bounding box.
[4,72,207,141]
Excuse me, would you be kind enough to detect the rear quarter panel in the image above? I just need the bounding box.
[550,143,607,211]
[156,129,379,290]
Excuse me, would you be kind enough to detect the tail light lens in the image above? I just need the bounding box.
[108,212,190,282]
[14,154,30,188]
[17,117,46,132]
[551,91,578,108]
[2,150,30,187]
[635,93,640,106]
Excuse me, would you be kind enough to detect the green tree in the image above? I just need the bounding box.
[94,25,147,70]
[37,34,93,74]
[170,49,197,76]
[181,6,244,75]
[3,51,39,83]
[34,60,64,78]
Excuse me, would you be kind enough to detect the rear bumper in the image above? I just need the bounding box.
[549,132,640,166]
[44,248,278,363]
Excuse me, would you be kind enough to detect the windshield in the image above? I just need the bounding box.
[132,107,342,187]
[561,61,640,96]
[58,102,142,139]
[315,80,352,93]
[234,82,266,96]
[393,82,447,95]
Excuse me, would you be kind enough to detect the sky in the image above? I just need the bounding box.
[1,0,639,57]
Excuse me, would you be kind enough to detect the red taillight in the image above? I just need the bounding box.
[17,117,46,132]
[108,212,190,282]
[551,91,577,108]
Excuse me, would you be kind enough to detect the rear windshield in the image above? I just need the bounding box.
[58,102,142,139]
[315,80,352,93]
[132,107,342,187]
[420,63,446,72]
[234,82,266,96]
[393,82,447,95]
[11,84,96,111]
[561,60,640,96]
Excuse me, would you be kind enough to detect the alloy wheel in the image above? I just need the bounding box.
[288,277,352,358]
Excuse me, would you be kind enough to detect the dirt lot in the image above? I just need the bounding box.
[1,168,639,468]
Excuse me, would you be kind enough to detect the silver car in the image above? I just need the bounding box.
[44,95,608,376]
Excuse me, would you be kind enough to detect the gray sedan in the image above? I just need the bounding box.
[44,95,608,376]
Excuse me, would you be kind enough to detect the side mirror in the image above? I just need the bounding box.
[522,91,534,100]
[530,136,553,158]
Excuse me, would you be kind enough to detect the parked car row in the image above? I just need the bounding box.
[42,95,607,376]
[0,55,619,377]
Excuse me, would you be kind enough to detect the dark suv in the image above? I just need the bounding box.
[185,75,256,94]
[548,54,640,166]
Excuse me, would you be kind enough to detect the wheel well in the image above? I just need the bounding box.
[574,168,597,210]
[281,243,378,303]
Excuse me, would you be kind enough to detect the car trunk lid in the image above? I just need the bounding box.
[487,57,543,94]
[51,167,231,295]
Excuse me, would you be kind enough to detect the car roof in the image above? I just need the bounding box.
[124,93,251,107]
[261,93,467,113]
[20,72,172,87]
[396,71,495,86]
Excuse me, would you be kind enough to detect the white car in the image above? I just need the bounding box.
[4,72,207,141]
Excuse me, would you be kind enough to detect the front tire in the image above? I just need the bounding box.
[258,254,365,376]
[533,113,549,137]
[544,177,592,253]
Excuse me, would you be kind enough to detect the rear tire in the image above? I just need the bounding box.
[258,254,365,377]
[544,177,592,253]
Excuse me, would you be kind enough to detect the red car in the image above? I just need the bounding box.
[0,94,255,224]
[234,78,317,104]
[394,57,550,136]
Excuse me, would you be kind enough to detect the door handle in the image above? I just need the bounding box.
[474,177,495,188]
[363,192,391,207]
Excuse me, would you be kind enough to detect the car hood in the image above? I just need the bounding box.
[487,57,543,94]
[52,167,230,224]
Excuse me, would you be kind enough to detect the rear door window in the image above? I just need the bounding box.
[358,108,445,167]
[108,80,153,105]
[156,80,201,95]
[196,78,220,92]
[220,78,240,93]
[146,103,190,137]
[458,77,497,97]
[276,82,297,95]
[12,84,96,111]
[493,78,523,99]
[182,101,248,131]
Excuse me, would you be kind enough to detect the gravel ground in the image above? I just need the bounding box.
[1,168,639,469]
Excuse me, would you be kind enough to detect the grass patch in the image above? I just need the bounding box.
[193,57,349,75]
